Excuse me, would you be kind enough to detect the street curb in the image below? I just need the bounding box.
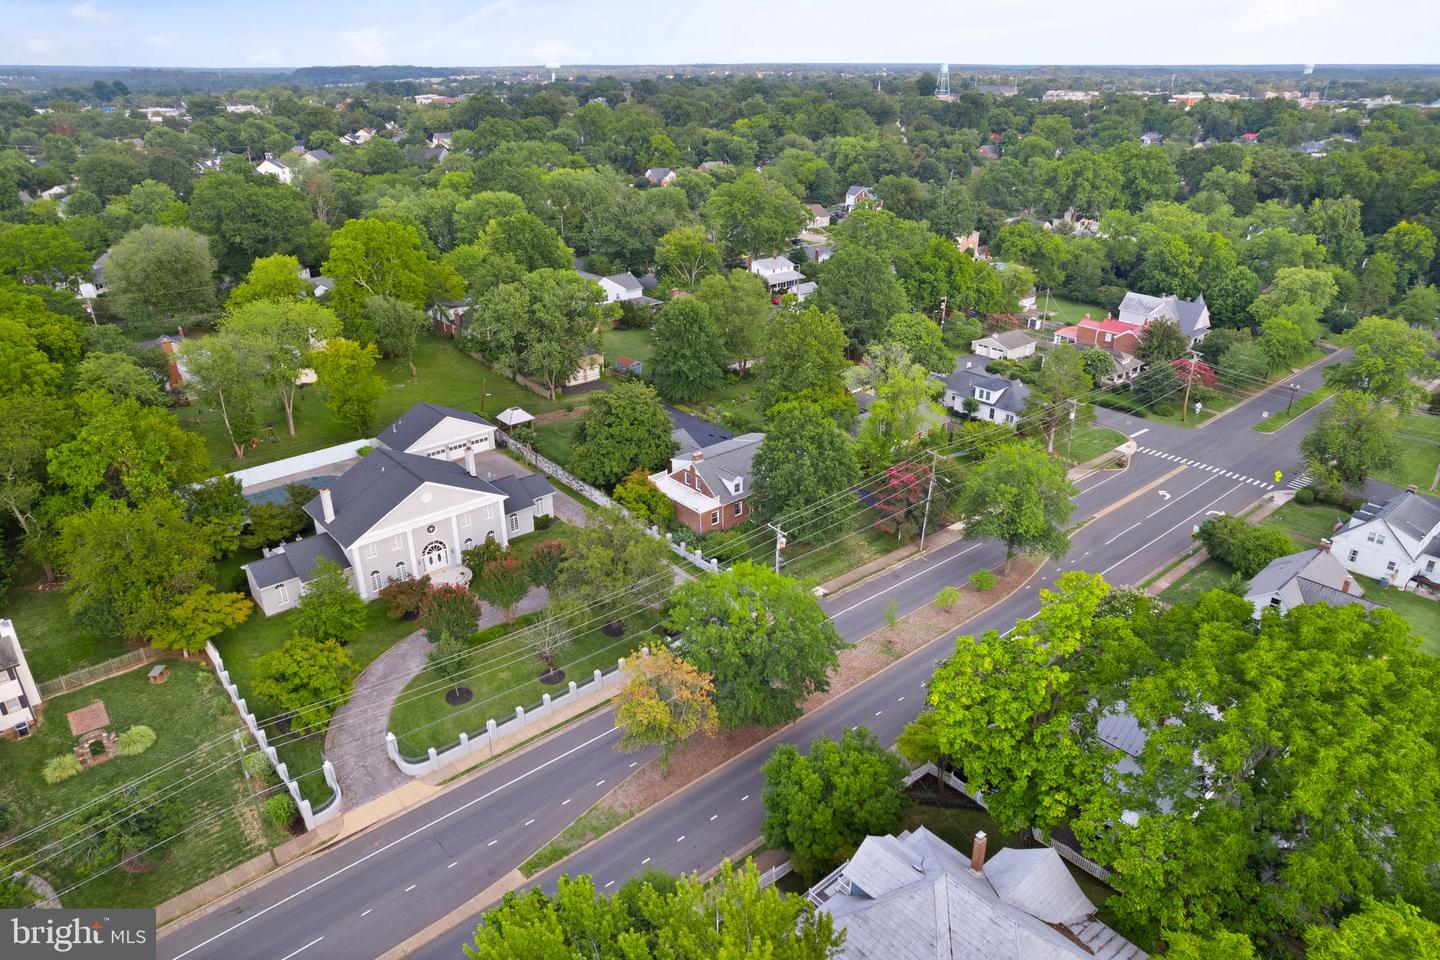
[379,553,1051,943]
[1191,347,1336,431]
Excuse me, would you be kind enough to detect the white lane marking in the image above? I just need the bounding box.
[277,937,325,960]
[830,542,985,617]
[562,798,571,805]
[875,710,882,717]
[1103,521,1142,545]
[170,723,624,960]
[487,839,498,846]
[897,696,905,702]
[404,884,416,893]
[596,780,605,787]
[1146,475,1215,518]
[676,835,686,842]
[604,880,615,889]
[642,857,651,865]
[741,795,750,802]
[629,762,638,768]
[1102,483,1242,576]
[447,862,457,869]
[1077,470,1126,495]
[524,819,535,826]
[1128,428,1149,437]
[360,910,372,918]
[710,814,718,821]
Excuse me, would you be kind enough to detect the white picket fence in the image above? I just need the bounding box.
[206,641,342,830]
[386,648,649,778]
[226,438,374,493]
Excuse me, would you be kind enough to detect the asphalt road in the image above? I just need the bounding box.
[160,352,1347,960]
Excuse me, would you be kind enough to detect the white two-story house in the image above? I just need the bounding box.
[243,404,554,616]
[1116,291,1211,345]
[0,619,41,738]
[1331,488,1440,587]
[939,355,1030,426]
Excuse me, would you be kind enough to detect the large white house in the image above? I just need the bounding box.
[1331,488,1440,586]
[255,155,295,184]
[242,404,554,616]
[0,619,41,738]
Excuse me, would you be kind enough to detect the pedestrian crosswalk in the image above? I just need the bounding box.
[1284,472,1313,490]
[1134,446,1275,489]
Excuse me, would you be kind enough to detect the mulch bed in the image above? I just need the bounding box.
[539,669,566,686]
[601,621,626,638]
[445,687,473,706]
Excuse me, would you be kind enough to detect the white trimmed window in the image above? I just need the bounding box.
[1348,549,1359,562]
[508,513,520,533]
[391,534,405,550]
[365,543,378,559]
[710,510,720,526]
[369,570,382,592]
[275,583,290,605]
[460,511,471,528]
[734,501,744,517]
[533,497,547,515]
[395,560,408,579]
[482,504,495,520]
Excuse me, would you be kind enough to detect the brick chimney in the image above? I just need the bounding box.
[1318,538,1331,553]
[1408,484,1418,494]
[319,487,335,523]
[465,446,477,477]
[970,831,987,874]
[690,450,704,462]
[1341,576,1353,594]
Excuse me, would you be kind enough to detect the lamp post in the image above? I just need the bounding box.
[1286,381,1298,416]
[478,391,494,414]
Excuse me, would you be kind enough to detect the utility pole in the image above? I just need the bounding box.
[918,450,939,551]
[1179,350,1199,423]
[768,523,786,574]
[1286,381,1298,416]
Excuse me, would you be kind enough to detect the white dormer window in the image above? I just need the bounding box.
[975,388,992,403]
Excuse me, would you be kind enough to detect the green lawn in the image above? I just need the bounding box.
[0,577,115,685]
[1253,386,1331,433]
[212,601,416,806]
[0,661,286,908]
[176,337,562,471]
[1157,558,1234,606]
[1260,501,1349,546]
[388,607,665,758]
[1066,425,1127,464]
[782,506,902,587]
[897,799,1114,907]
[602,328,656,369]
[1036,293,1107,327]
[1376,412,1440,493]
[675,375,766,434]
[533,418,580,466]
[1356,576,1440,656]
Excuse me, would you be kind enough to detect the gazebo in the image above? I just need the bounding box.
[495,407,534,434]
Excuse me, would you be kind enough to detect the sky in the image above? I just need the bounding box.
[3,0,1438,68]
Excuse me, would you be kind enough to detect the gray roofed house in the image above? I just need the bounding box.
[843,184,878,211]
[939,355,1030,426]
[246,534,352,588]
[650,433,763,535]
[302,147,333,164]
[644,167,676,186]
[1331,488,1440,585]
[1244,545,1378,617]
[809,827,1145,960]
[668,407,733,453]
[376,402,497,460]
[971,329,1037,360]
[488,473,557,517]
[1116,291,1211,343]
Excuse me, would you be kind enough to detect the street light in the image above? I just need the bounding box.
[478,391,494,413]
[1286,381,1298,415]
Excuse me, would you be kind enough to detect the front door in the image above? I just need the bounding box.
[422,540,449,572]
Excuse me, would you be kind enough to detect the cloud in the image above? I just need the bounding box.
[22,36,56,55]
[337,27,390,65]
[68,1,111,22]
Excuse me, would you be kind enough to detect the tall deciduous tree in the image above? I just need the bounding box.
[556,507,670,622]
[654,225,722,291]
[758,304,851,414]
[816,245,910,349]
[294,557,368,645]
[226,253,311,308]
[221,298,342,437]
[1326,315,1438,410]
[703,171,809,260]
[105,225,217,326]
[852,346,943,469]
[955,441,1075,567]
[650,297,727,402]
[1305,898,1440,960]
[882,312,950,373]
[568,382,675,489]
[151,585,252,654]
[1300,390,1400,490]
[752,400,859,542]
[692,270,769,375]
[312,337,385,437]
[252,635,357,735]
[615,646,720,771]
[322,218,432,324]
[761,726,908,879]
[1021,343,1093,454]
[672,561,846,728]
[181,331,269,460]
[365,294,430,378]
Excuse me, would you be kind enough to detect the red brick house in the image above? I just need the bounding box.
[649,433,763,535]
[1053,315,1144,355]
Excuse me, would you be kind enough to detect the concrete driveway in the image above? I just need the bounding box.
[469,449,588,526]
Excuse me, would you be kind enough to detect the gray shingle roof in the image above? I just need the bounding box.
[668,407,733,451]
[976,330,1034,351]
[604,271,643,292]
[1245,548,1326,597]
[302,447,506,548]
[681,433,763,506]
[378,402,491,454]
[488,473,555,515]
[941,356,1031,414]
[0,628,20,671]
[1295,579,1381,611]
[1119,291,1209,338]
[246,534,351,588]
[1369,490,1440,545]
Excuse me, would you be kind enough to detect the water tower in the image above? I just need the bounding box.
[936,63,951,99]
